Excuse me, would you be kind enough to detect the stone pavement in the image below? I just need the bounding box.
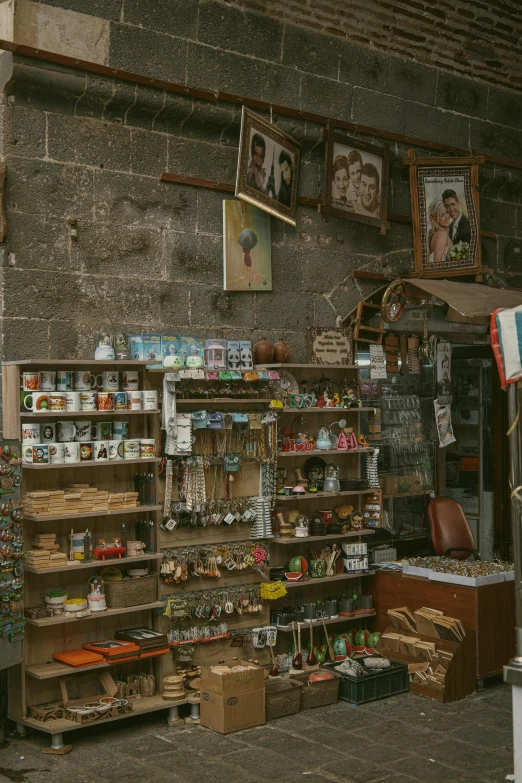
[0,681,514,783]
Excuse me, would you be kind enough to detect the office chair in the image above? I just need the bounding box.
[427,497,481,560]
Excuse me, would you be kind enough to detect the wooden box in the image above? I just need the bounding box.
[60,671,133,724]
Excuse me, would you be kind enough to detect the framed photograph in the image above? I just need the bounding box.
[306,327,353,366]
[223,200,271,290]
[235,107,300,226]
[405,154,482,278]
[324,126,390,234]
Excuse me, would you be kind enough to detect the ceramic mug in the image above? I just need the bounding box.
[80,392,97,411]
[65,392,81,412]
[41,423,56,443]
[79,442,93,462]
[63,441,80,463]
[139,439,155,458]
[49,442,65,464]
[57,421,76,442]
[126,391,142,411]
[56,370,74,392]
[113,421,129,441]
[97,392,114,411]
[22,423,40,443]
[92,422,112,441]
[73,371,97,391]
[49,392,67,412]
[107,440,121,460]
[22,372,41,391]
[23,393,51,413]
[32,444,49,464]
[114,391,127,411]
[143,390,158,410]
[40,371,56,391]
[93,441,109,461]
[95,371,119,392]
[123,439,140,460]
[22,444,34,463]
[75,421,96,442]
[122,371,139,391]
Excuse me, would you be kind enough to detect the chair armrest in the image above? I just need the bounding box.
[444,547,481,560]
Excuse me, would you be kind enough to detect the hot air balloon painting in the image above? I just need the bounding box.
[223,200,272,291]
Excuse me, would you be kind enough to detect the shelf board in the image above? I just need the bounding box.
[25,601,163,627]
[254,364,359,370]
[383,491,433,499]
[24,504,162,522]
[3,360,161,367]
[281,407,375,413]
[21,410,158,418]
[26,660,109,680]
[277,448,373,457]
[11,693,172,735]
[284,572,374,589]
[176,399,270,405]
[24,553,162,575]
[273,530,376,544]
[277,489,373,501]
[277,611,375,631]
[446,453,479,458]
[23,458,159,470]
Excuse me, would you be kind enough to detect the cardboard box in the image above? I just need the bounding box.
[143,334,162,362]
[200,660,266,734]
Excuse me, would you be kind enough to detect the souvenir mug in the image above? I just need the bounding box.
[65,392,81,412]
[93,441,109,461]
[57,421,77,442]
[113,421,129,441]
[114,392,127,411]
[139,439,155,458]
[126,392,142,410]
[40,371,56,391]
[22,423,40,443]
[57,370,74,392]
[95,371,119,392]
[63,441,80,463]
[23,392,51,413]
[123,439,140,460]
[22,444,34,463]
[80,392,97,411]
[142,390,158,410]
[49,442,65,464]
[49,392,67,412]
[22,372,40,391]
[41,423,56,443]
[79,442,93,462]
[97,392,114,411]
[73,371,97,391]
[107,440,121,460]
[32,444,49,464]
[92,422,113,440]
[75,421,95,442]
[122,371,139,391]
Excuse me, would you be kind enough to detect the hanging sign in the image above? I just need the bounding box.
[306,328,353,366]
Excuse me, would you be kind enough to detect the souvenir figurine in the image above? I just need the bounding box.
[316,426,331,451]
[95,329,115,361]
[323,464,340,493]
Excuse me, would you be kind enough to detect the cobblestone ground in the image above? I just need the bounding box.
[0,681,514,783]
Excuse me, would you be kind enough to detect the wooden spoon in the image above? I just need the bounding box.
[321,616,335,662]
[307,620,317,666]
[269,645,279,677]
[292,621,302,669]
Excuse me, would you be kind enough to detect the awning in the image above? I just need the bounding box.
[404,279,522,320]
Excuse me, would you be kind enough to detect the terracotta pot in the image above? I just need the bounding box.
[253,336,274,364]
[273,337,291,363]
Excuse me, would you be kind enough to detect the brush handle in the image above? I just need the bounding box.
[292,621,297,651]
[309,619,314,648]
[298,622,301,654]
[321,616,334,661]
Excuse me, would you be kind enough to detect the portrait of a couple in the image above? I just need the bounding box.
[427,188,471,267]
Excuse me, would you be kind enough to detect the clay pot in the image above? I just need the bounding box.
[273,337,291,363]
[254,336,274,364]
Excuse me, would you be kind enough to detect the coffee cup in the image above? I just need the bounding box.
[22,372,40,392]
[40,371,56,391]
[32,444,49,464]
[75,421,96,442]
[95,371,119,392]
[127,391,142,410]
[93,441,109,461]
[122,371,139,391]
[41,423,56,443]
[22,444,34,463]
[73,371,97,391]
[79,442,93,462]
[80,392,97,411]
[92,422,112,440]
[143,390,158,410]
[49,442,65,464]
[140,439,155,458]
[113,421,129,441]
[114,392,127,411]
[49,392,67,412]
[97,392,114,411]
[57,370,74,392]
[123,439,140,460]
[24,392,51,413]
[63,441,80,463]
[65,392,81,412]
[57,421,77,442]
[22,423,40,443]
[107,440,121,460]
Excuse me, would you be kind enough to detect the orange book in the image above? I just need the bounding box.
[52,649,105,668]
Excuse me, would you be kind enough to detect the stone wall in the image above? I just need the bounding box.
[0,0,521,368]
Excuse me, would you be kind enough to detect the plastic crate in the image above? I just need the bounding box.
[323,658,408,706]
[265,679,303,720]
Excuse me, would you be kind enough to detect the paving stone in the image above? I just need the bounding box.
[426,737,512,776]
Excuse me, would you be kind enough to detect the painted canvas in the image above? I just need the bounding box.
[223,200,272,291]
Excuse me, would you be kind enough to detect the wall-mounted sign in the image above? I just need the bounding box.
[306,328,353,366]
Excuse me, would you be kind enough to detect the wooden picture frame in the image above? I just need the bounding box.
[306,327,353,365]
[324,125,390,235]
[235,107,301,226]
[404,152,482,279]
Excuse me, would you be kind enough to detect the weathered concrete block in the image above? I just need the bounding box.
[265,64,302,110]
[298,160,322,201]
[44,0,121,21]
[3,268,83,320]
[436,73,489,118]
[5,104,46,158]
[500,236,522,271]
[130,128,168,176]
[75,74,115,120]
[300,73,352,121]
[302,246,351,294]
[496,172,522,205]
[167,231,222,285]
[404,103,470,148]
[480,235,498,270]
[47,113,132,170]
[110,24,187,83]
[123,0,198,40]
[313,295,337,327]
[152,93,194,137]
[190,286,255,329]
[167,136,236,182]
[196,188,225,237]
[352,87,405,134]
[488,86,522,130]
[4,212,72,271]
[78,222,165,279]
[391,181,412,218]
[2,317,50,360]
[6,158,94,219]
[351,220,413,257]
[186,43,266,100]
[102,80,135,124]
[182,99,236,145]
[481,198,517,236]
[9,58,85,115]
[125,85,166,131]
[470,119,522,159]
[198,0,283,63]
[282,25,340,80]
[254,289,314,331]
[270,244,303,292]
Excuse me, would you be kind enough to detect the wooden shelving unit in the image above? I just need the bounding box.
[277,489,373,501]
[273,530,375,544]
[21,410,158,419]
[24,553,163,575]
[277,448,373,457]
[285,572,374,588]
[276,611,375,631]
[24,504,162,522]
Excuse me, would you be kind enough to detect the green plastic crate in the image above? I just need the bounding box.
[323,658,409,705]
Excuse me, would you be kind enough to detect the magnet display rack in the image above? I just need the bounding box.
[1,359,171,748]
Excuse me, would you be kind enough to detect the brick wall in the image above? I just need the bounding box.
[1,0,521,369]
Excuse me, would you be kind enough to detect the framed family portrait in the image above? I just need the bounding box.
[324,126,390,234]
[235,107,301,226]
[405,153,482,278]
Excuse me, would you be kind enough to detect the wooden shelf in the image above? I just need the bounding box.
[176,399,269,405]
[23,458,159,470]
[284,572,375,589]
[281,407,375,413]
[3,360,161,367]
[277,448,373,457]
[21,410,158,418]
[273,530,376,544]
[25,601,163,627]
[254,364,359,370]
[277,611,375,631]
[383,490,432,499]
[24,553,162,575]
[24,504,162,522]
[277,489,373,501]
[26,660,109,680]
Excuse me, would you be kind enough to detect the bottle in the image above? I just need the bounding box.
[83,528,91,562]
[149,473,156,505]
[121,522,127,556]
[148,520,155,554]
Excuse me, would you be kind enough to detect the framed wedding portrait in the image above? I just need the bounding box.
[235,107,301,226]
[324,126,391,234]
[405,155,481,278]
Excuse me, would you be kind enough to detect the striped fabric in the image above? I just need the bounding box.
[491,305,522,389]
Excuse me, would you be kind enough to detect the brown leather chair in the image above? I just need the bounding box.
[427,497,481,560]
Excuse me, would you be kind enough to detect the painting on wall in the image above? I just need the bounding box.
[223,200,272,291]
[405,154,481,278]
[235,107,300,226]
[324,125,391,235]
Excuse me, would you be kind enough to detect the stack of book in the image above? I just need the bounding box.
[23,491,66,518]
